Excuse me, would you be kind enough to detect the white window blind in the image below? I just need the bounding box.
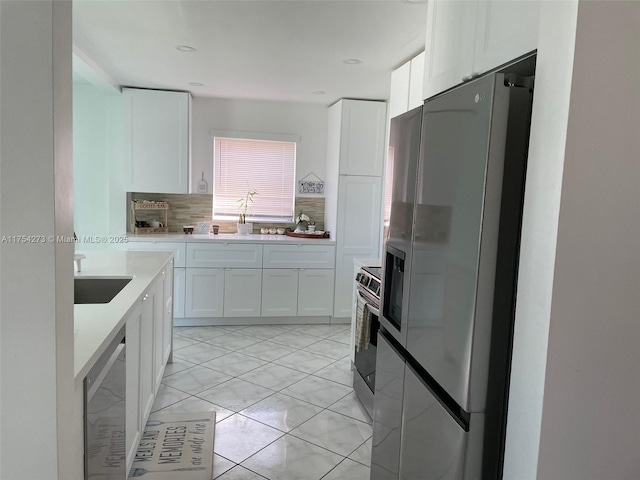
[213,136,296,220]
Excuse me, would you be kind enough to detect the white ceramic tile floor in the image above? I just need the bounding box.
[348,437,373,466]
[151,323,372,479]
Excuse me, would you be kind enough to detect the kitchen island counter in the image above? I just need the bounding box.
[74,250,173,380]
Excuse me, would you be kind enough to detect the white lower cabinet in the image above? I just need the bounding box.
[298,269,335,316]
[125,302,142,473]
[261,268,335,317]
[173,267,186,318]
[262,269,299,317]
[125,258,174,473]
[163,261,174,364]
[133,241,337,320]
[154,262,173,389]
[139,279,158,427]
[224,269,262,317]
[185,268,224,317]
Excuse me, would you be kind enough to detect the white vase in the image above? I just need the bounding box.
[237,222,252,234]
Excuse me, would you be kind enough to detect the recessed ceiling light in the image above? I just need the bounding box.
[176,45,196,52]
[312,91,326,95]
[343,58,362,65]
[189,82,204,87]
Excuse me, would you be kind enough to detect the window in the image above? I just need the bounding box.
[212,134,297,221]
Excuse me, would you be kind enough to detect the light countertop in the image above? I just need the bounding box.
[354,257,382,269]
[127,233,336,246]
[74,250,173,381]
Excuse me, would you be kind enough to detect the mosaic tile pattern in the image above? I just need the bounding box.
[130,193,325,234]
[151,324,372,480]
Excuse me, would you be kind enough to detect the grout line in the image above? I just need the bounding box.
[166,324,366,480]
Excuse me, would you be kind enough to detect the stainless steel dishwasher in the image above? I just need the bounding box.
[84,327,126,479]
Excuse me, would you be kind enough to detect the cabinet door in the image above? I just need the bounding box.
[153,277,165,393]
[122,88,190,194]
[334,175,383,317]
[338,100,387,176]
[186,243,262,268]
[408,52,425,110]
[262,269,298,317]
[173,267,186,318]
[389,61,411,119]
[262,244,335,269]
[125,303,142,472]
[422,0,476,100]
[298,269,335,316]
[337,175,383,256]
[224,269,262,317]
[163,261,174,364]
[185,268,224,317]
[334,253,360,318]
[139,286,156,427]
[473,0,539,75]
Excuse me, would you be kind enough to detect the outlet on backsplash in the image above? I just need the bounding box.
[128,192,325,234]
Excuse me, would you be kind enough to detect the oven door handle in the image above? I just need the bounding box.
[357,290,380,317]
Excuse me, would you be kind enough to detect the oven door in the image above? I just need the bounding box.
[353,288,380,418]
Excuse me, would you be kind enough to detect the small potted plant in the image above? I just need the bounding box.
[237,188,257,234]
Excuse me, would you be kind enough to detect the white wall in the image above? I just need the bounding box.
[191,97,328,195]
[535,2,640,478]
[74,83,111,245]
[73,53,126,242]
[0,1,79,478]
[503,1,579,478]
[506,1,640,479]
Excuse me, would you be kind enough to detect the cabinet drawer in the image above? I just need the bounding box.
[263,245,335,269]
[127,241,187,267]
[186,243,263,268]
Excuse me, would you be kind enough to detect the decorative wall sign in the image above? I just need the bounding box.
[298,172,325,194]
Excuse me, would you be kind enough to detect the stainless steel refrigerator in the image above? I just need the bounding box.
[373,71,534,480]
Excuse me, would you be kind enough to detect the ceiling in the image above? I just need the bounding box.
[73,0,428,105]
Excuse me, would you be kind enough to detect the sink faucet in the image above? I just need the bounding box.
[73,232,85,272]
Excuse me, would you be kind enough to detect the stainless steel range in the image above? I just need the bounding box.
[352,266,381,419]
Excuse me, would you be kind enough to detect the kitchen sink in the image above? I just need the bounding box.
[74,277,133,304]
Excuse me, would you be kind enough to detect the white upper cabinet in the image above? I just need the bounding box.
[122,88,191,193]
[408,51,426,111]
[389,61,411,119]
[390,52,426,119]
[473,0,540,74]
[423,0,539,100]
[423,0,477,101]
[336,100,387,176]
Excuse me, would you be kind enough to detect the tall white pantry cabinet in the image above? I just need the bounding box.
[325,99,386,317]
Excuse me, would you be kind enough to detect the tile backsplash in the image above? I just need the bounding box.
[129,193,325,234]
